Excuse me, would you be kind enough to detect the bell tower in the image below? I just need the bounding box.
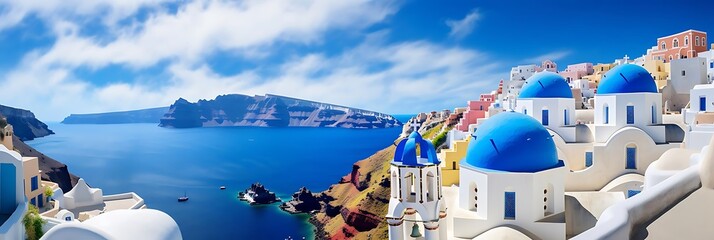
[386,128,446,240]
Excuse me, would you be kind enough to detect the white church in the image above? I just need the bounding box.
[387,64,714,239]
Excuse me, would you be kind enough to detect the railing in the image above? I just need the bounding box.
[572,166,701,239]
[103,192,145,209]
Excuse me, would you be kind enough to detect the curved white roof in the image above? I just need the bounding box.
[41,209,182,240]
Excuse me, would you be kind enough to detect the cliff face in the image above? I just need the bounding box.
[0,105,54,141]
[0,104,78,192]
[159,94,402,129]
[12,136,79,192]
[310,120,444,239]
[61,107,170,124]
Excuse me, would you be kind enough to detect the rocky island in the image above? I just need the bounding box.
[159,94,402,129]
[61,107,169,124]
[239,182,281,205]
[280,187,323,214]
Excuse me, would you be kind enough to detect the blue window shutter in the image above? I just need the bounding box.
[542,109,549,126]
[504,192,516,219]
[701,97,707,111]
[585,152,593,167]
[627,106,634,124]
[626,147,637,169]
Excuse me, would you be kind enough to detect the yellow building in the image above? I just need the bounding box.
[438,137,470,186]
[583,63,615,85]
[642,59,670,90]
[22,157,49,209]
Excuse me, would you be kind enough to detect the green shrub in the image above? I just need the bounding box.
[432,129,449,149]
[23,205,46,240]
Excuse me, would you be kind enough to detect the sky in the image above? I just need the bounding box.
[0,0,713,121]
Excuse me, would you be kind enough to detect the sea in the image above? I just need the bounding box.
[26,114,412,240]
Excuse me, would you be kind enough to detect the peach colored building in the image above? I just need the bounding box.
[648,30,707,62]
[559,63,594,82]
[455,94,495,132]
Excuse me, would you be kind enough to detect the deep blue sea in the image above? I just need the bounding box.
[26,115,411,240]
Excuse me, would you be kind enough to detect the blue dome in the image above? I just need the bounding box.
[597,64,657,94]
[461,112,561,172]
[393,131,440,166]
[518,72,573,99]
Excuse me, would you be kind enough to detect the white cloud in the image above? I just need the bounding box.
[0,36,506,121]
[0,0,173,30]
[445,9,480,40]
[0,0,511,121]
[34,0,398,69]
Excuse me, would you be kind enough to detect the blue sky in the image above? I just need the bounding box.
[0,0,712,120]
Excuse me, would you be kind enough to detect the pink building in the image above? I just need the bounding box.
[559,63,594,82]
[455,93,495,131]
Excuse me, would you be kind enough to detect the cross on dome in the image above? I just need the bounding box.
[410,122,421,132]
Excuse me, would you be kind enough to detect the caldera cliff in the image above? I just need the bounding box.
[159,94,402,129]
[0,105,78,192]
[309,118,446,239]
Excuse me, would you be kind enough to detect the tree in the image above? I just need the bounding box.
[44,186,54,201]
[22,205,46,240]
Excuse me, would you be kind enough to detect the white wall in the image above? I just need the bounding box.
[455,164,566,240]
[594,93,666,143]
[670,58,707,95]
[683,84,714,150]
[517,98,577,143]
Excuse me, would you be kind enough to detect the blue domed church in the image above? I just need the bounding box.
[453,112,567,240]
[386,131,447,240]
[516,71,578,143]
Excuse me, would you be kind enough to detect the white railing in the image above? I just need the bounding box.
[573,166,701,239]
[103,192,145,209]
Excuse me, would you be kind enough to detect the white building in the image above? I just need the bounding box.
[0,145,28,239]
[386,131,446,240]
[454,112,566,239]
[561,64,683,191]
[662,57,708,112]
[683,84,714,151]
[570,79,595,98]
[516,72,577,143]
[698,48,714,82]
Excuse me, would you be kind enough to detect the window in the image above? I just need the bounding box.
[585,152,593,167]
[652,105,657,124]
[542,109,549,126]
[627,189,641,198]
[661,41,666,50]
[627,106,635,124]
[626,146,637,169]
[31,176,38,191]
[604,106,609,124]
[701,97,707,112]
[452,162,456,170]
[30,197,36,207]
[65,217,72,221]
[682,70,686,76]
[710,62,713,69]
[673,38,679,48]
[685,36,689,46]
[38,193,44,208]
[524,109,527,115]
[669,55,673,61]
[480,105,483,110]
[504,192,516,220]
[563,109,569,125]
[696,36,701,46]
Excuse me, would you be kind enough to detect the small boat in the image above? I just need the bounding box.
[178,191,189,202]
[220,186,226,190]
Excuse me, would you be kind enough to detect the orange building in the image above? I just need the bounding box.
[648,30,707,62]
